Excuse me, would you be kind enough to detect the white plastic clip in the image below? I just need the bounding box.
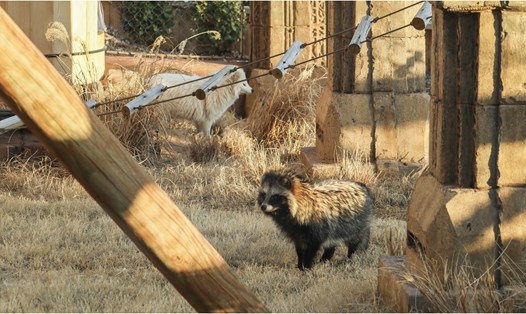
[122,84,165,117]
[195,65,236,100]
[85,99,98,109]
[349,15,373,54]
[411,1,432,30]
[0,99,101,130]
[0,114,24,130]
[271,40,304,79]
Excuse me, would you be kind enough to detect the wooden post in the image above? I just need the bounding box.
[0,8,268,313]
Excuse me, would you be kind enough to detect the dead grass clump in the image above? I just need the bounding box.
[401,252,526,312]
[187,136,227,163]
[246,65,326,146]
[0,156,85,200]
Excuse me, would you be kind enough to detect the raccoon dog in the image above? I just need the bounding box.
[257,169,375,270]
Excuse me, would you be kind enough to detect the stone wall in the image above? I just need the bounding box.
[314,1,429,166]
[406,2,526,287]
[249,1,326,69]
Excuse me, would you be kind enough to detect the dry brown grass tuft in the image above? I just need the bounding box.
[0,156,86,201]
[401,251,526,312]
[246,65,326,147]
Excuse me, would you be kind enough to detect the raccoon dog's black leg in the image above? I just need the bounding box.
[294,240,306,270]
[346,240,360,258]
[320,247,336,262]
[302,243,321,270]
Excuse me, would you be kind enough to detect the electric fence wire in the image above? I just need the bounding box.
[93,1,424,117]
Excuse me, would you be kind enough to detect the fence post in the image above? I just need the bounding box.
[0,8,268,313]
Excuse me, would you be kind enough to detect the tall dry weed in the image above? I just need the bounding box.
[401,251,526,312]
[246,65,326,147]
[0,155,86,200]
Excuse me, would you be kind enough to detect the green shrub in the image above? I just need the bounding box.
[191,1,243,54]
[120,1,175,46]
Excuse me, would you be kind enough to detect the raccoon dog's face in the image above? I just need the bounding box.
[257,172,293,216]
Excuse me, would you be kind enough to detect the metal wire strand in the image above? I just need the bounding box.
[96,109,125,117]
[365,23,413,42]
[138,92,197,110]
[92,2,425,116]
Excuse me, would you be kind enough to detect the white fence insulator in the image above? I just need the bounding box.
[349,15,373,54]
[411,1,432,30]
[0,99,101,131]
[122,84,166,117]
[195,65,236,100]
[85,99,98,109]
[0,114,23,130]
[271,40,304,79]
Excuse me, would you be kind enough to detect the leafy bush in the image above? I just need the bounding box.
[191,1,243,54]
[120,1,175,46]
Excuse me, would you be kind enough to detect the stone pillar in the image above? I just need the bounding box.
[244,1,326,118]
[405,0,526,293]
[249,1,326,69]
[308,1,429,174]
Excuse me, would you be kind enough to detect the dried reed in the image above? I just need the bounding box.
[401,250,526,312]
[246,65,326,147]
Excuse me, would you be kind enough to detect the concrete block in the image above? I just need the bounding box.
[353,40,371,94]
[407,172,498,275]
[336,93,374,158]
[377,256,433,313]
[438,1,504,11]
[315,90,374,161]
[372,37,426,93]
[371,2,425,39]
[405,36,427,93]
[498,105,526,186]
[373,92,397,159]
[501,11,526,104]
[372,38,395,92]
[445,188,497,264]
[300,146,339,179]
[505,2,526,10]
[428,99,458,184]
[316,90,428,164]
[315,88,341,161]
[477,11,499,105]
[394,93,429,163]
[499,187,526,283]
[474,105,498,188]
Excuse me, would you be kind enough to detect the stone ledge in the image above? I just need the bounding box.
[300,147,424,179]
[377,256,433,313]
[299,146,339,178]
[376,159,423,177]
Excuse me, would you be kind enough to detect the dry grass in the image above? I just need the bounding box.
[0,59,418,312]
[246,65,325,147]
[400,252,526,312]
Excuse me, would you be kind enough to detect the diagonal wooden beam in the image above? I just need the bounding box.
[0,7,268,313]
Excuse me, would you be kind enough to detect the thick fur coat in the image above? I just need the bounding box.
[148,69,253,136]
[257,169,375,270]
